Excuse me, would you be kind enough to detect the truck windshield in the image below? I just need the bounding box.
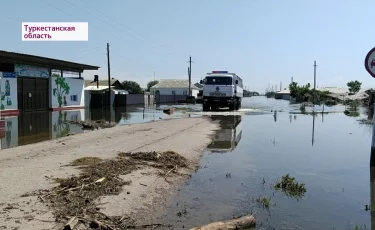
[205,76,232,85]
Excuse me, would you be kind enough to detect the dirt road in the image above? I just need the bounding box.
[0,117,218,230]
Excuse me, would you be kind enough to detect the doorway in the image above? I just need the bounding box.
[17,77,49,112]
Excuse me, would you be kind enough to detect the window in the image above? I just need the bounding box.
[70,95,78,102]
[205,76,233,85]
[183,90,187,95]
[172,90,176,95]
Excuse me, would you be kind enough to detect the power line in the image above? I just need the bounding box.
[41,0,129,43]
[41,0,171,72]
[42,0,173,60]
[61,0,174,59]
[77,0,171,55]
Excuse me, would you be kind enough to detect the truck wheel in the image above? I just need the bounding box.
[237,100,241,110]
[203,105,209,112]
[230,100,237,111]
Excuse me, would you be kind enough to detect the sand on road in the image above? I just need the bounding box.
[0,117,218,230]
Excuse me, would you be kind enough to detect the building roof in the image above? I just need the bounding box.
[84,85,129,93]
[275,88,290,94]
[84,78,120,87]
[0,50,99,72]
[84,86,113,91]
[276,87,350,96]
[151,79,199,89]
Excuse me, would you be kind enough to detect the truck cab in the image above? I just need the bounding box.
[200,71,243,111]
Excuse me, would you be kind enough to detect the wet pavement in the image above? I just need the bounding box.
[158,97,373,230]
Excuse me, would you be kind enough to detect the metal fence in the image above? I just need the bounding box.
[114,94,154,106]
[156,95,187,104]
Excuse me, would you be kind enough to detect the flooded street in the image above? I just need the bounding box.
[0,96,373,229]
[0,105,192,150]
[159,97,373,230]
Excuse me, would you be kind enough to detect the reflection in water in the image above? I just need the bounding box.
[206,115,242,153]
[53,111,70,138]
[312,113,315,146]
[86,107,130,123]
[18,111,51,147]
[274,110,277,122]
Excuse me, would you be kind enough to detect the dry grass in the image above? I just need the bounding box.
[22,151,188,229]
[70,157,103,167]
[65,120,116,130]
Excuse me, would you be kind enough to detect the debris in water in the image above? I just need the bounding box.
[256,196,271,209]
[65,119,116,130]
[191,215,255,229]
[274,174,307,198]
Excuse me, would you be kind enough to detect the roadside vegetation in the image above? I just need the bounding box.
[344,100,361,117]
[244,90,259,97]
[347,80,362,95]
[265,91,276,98]
[289,82,332,105]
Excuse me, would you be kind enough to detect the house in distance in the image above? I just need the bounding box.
[150,79,200,103]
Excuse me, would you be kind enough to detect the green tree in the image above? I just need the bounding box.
[147,80,159,91]
[52,75,70,107]
[347,80,362,94]
[289,82,311,102]
[122,80,143,94]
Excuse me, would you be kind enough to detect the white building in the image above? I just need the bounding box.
[150,79,199,97]
[150,79,200,103]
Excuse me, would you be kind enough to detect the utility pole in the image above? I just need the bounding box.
[187,56,193,96]
[107,43,111,123]
[280,82,282,91]
[188,67,190,94]
[291,77,293,83]
[313,60,317,108]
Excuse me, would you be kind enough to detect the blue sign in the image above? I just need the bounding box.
[15,64,49,78]
[2,72,16,78]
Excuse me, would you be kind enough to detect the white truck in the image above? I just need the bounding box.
[200,71,244,111]
[206,115,243,153]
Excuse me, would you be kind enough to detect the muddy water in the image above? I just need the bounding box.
[160,97,372,230]
[0,105,190,150]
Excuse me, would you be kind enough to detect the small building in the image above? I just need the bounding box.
[84,78,128,108]
[150,79,200,103]
[0,50,99,116]
[275,88,291,100]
